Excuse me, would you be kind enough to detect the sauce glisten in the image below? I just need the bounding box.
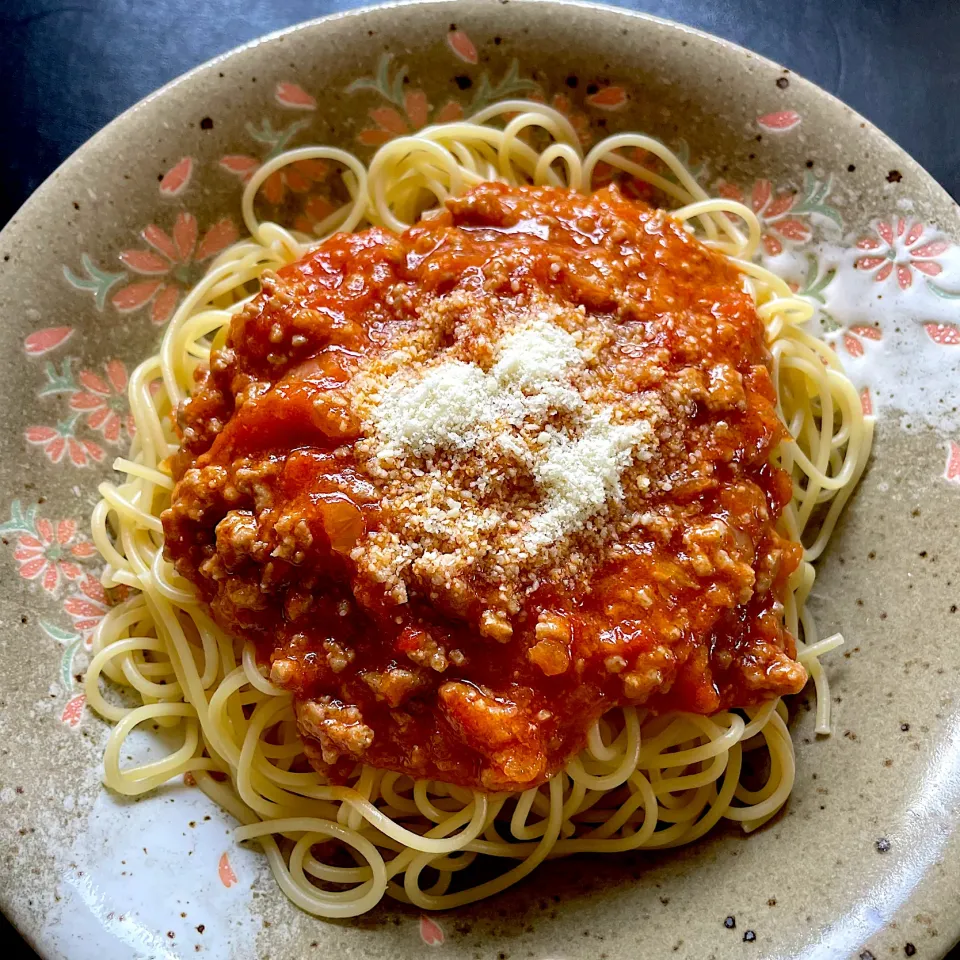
[163,183,806,792]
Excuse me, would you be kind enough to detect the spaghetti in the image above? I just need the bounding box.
[86,100,873,917]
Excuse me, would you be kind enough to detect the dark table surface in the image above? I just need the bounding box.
[1,0,958,957]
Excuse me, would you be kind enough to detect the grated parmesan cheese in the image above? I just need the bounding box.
[491,313,582,390]
[371,312,585,462]
[527,413,655,547]
[373,360,492,459]
[366,310,658,580]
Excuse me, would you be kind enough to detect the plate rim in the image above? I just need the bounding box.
[3,0,956,245]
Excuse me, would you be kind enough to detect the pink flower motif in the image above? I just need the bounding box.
[110,212,239,325]
[860,387,873,416]
[275,82,317,110]
[420,915,445,946]
[13,517,95,593]
[220,155,330,206]
[221,152,334,234]
[358,90,446,146]
[64,574,121,646]
[219,155,261,180]
[61,694,86,728]
[434,101,465,124]
[552,93,591,147]
[946,440,960,484]
[159,157,194,197]
[24,326,73,357]
[842,333,863,358]
[841,325,882,359]
[218,852,238,887]
[757,110,801,132]
[854,219,949,290]
[263,158,330,205]
[25,422,105,467]
[586,86,627,111]
[592,147,666,203]
[69,359,135,443]
[924,322,960,345]
[293,195,338,236]
[718,180,812,255]
[526,92,592,148]
[447,29,478,64]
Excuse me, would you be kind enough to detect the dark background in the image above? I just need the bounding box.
[1,0,958,956]
[3,0,960,228]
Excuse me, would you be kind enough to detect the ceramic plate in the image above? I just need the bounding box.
[1,3,959,958]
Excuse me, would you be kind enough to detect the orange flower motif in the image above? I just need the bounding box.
[855,219,948,290]
[13,517,95,593]
[946,440,960,484]
[275,82,317,110]
[263,158,330,206]
[70,359,135,443]
[218,852,238,887]
[220,155,331,212]
[111,212,238,325]
[590,147,660,203]
[25,420,104,467]
[717,180,813,255]
[293,195,338,236]
[841,324,882,359]
[64,574,127,646]
[585,86,628,110]
[24,326,74,357]
[358,90,455,146]
[61,694,86,728]
[447,29,478,65]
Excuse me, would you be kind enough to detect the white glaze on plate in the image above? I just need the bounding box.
[41,731,261,960]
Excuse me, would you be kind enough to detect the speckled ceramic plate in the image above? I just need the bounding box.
[2,3,959,958]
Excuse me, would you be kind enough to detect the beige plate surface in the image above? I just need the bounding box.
[1,3,959,958]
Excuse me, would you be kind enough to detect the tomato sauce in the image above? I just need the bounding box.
[163,183,805,792]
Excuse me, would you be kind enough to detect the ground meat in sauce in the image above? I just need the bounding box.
[162,183,806,793]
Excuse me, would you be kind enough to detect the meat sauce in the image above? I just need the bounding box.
[163,183,806,792]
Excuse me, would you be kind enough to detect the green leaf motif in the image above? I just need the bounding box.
[346,54,407,108]
[818,310,842,333]
[0,499,38,536]
[62,254,125,311]
[795,254,836,304]
[791,254,842,332]
[792,173,843,228]
[38,358,78,397]
[42,619,81,644]
[926,280,960,300]
[344,55,538,124]
[389,59,407,107]
[54,412,82,437]
[246,118,311,161]
[468,61,540,114]
[60,637,83,689]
